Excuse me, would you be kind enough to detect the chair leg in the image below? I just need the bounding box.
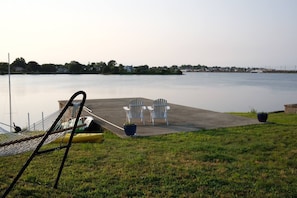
[149,113,154,125]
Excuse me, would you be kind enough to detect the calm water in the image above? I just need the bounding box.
[1,72,297,130]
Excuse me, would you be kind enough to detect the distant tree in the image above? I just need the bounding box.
[105,60,117,73]
[118,64,125,73]
[92,61,105,73]
[101,60,116,74]
[107,60,117,68]
[135,65,149,73]
[94,61,105,73]
[66,61,85,73]
[86,63,97,72]
[27,61,41,72]
[0,62,8,73]
[41,64,56,73]
[11,57,26,72]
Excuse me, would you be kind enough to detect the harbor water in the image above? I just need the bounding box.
[1,72,297,131]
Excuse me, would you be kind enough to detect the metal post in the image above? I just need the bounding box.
[42,112,44,131]
[28,113,30,131]
[8,53,12,132]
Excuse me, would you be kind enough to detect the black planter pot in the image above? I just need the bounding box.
[124,124,137,136]
[257,113,268,122]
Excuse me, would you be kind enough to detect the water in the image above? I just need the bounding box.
[1,72,297,131]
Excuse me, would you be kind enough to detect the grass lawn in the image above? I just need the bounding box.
[1,112,297,197]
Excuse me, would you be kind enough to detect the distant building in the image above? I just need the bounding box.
[14,66,25,72]
[250,69,263,73]
[124,65,133,72]
[56,67,69,73]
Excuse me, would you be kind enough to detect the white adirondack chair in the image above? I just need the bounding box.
[147,98,170,126]
[123,99,146,125]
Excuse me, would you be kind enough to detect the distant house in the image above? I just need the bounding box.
[56,67,69,73]
[250,69,263,73]
[14,66,25,72]
[124,65,134,72]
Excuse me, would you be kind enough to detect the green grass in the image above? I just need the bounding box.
[1,112,297,197]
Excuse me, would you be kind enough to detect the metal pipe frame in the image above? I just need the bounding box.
[2,90,87,198]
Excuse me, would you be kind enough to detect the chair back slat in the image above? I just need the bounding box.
[152,99,168,118]
[123,98,146,124]
[129,99,144,118]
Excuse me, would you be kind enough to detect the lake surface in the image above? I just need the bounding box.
[1,72,297,131]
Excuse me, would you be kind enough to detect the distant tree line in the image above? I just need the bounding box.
[1,57,293,75]
[0,57,182,75]
[179,64,297,73]
[179,64,252,72]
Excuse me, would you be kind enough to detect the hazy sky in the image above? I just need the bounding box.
[1,0,296,68]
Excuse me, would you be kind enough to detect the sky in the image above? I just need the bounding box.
[0,0,297,69]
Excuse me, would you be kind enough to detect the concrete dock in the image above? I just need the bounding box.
[69,98,260,138]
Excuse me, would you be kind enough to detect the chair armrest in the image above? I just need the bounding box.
[123,106,130,111]
[166,106,170,110]
[142,106,147,110]
[147,106,153,111]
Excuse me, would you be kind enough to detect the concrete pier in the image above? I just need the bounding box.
[59,98,259,138]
